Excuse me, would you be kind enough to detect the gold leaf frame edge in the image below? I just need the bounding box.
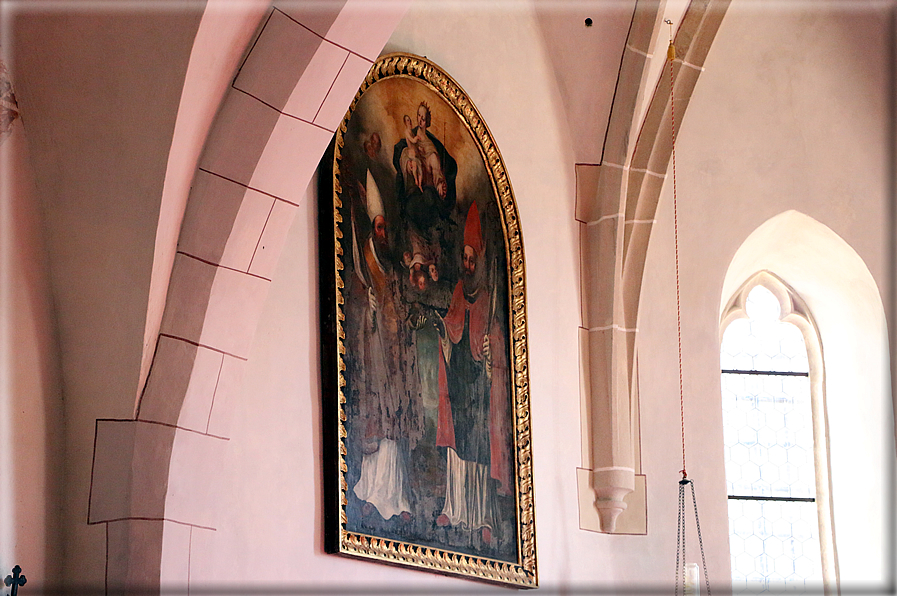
[331,53,535,588]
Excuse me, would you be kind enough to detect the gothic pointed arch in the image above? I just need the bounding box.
[720,270,838,593]
[719,210,891,589]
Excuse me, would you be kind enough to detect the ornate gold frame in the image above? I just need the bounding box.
[320,53,535,587]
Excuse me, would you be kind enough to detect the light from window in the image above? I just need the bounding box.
[721,285,823,594]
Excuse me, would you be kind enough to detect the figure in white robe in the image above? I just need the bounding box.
[347,170,423,521]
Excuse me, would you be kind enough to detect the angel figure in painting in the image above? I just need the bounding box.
[433,202,513,545]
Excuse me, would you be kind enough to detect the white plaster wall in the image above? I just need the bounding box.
[640,1,893,591]
[0,121,64,587]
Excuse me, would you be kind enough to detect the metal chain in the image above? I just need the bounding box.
[690,481,712,596]
[676,479,713,596]
[675,481,685,596]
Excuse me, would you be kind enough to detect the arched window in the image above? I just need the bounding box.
[720,274,837,595]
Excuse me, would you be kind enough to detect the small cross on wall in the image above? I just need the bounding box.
[4,565,26,596]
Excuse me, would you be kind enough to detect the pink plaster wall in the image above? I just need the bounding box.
[1,0,892,592]
[177,3,893,591]
[1,118,64,588]
[139,0,272,407]
[9,6,205,586]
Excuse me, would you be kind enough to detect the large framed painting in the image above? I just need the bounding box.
[319,53,535,587]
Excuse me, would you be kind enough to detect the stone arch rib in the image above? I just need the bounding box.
[622,0,731,331]
[88,1,409,588]
[578,0,731,532]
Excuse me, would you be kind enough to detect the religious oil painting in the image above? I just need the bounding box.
[319,54,536,587]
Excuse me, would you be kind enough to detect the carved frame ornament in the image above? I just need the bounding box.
[320,53,536,587]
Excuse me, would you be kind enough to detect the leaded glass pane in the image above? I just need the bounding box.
[728,499,824,594]
[721,373,815,498]
[722,285,822,594]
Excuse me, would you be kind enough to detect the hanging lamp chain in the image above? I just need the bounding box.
[676,480,712,596]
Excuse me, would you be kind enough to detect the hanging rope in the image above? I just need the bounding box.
[666,19,712,596]
[666,19,687,483]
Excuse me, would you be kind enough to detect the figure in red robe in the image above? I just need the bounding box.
[434,202,512,545]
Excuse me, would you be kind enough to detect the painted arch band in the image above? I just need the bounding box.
[320,54,536,587]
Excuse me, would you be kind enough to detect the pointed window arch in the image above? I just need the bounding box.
[720,272,837,595]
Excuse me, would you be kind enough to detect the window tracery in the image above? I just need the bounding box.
[720,274,836,595]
